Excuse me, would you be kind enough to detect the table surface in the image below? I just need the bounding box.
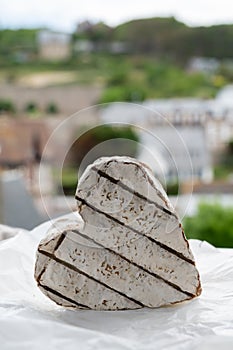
[0,215,233,350]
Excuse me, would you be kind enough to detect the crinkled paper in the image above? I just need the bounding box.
[0,214,233,349]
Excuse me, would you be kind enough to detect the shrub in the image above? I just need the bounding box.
[166,181,179,195]
[107,68,129,87]
[99,85,147,103]
[0,99,16,114]
[67,124,139,167]
[63,124,139,193]
[25,102,39,114]
[61,167,78,195]
[46,102,59,114]
[183,202,233,248]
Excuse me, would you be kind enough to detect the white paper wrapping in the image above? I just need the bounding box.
[0,213,233,350]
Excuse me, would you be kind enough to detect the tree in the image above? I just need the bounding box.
[61,125,139,194]
[67,125,139,168]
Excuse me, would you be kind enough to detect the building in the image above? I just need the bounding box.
[187,57,220,74]
[100,86,233,183]
[37,30,71,61]
[137,124,212,183]
[144,88,233,151]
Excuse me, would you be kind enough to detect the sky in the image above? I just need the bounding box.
[1,0,233,32]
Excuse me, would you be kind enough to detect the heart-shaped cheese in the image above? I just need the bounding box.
[35,156,201,310]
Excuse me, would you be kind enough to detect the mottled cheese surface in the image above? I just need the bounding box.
[35,156,201,310]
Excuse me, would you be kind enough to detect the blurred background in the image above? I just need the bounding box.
[0,0,233,247]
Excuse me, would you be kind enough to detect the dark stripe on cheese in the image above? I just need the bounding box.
[72,227,195,298]
[36,266,47,283]
[76,195,194,266]
[54,232,66,252]
[38,283,90,309]
[92,166,177,218]
[38,249,145,308]
[110,159,172,208]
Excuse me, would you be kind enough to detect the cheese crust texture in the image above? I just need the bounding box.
[35,156,202,310]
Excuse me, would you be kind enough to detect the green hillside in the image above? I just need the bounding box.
[114,17,233,60]
[0,17,233,65]
[0,29,38,63]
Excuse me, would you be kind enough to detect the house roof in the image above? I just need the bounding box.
[0,118,49,167]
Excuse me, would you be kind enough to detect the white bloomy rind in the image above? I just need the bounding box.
[35,156,201,310]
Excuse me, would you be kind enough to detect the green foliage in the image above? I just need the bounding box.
[0,19,233,69]
[144,62,217,98]
[63,124,139,193]
[68,124,139,167]
[61,167,78,195]
[46,102,59,114]
[53,167,78,195]
[114,17,186,56]
[214,139,233,180]
[213,139,233,180]
[228,139,233,154]
[73,21,112,43]
[25,102,39,114]
[99,86,125,103]
[99,85,147,103]
[0,20,232,107]
[184,202,233,247]
[91,125,139,143]
[186,25,233,59]
[107,68,129,87]
[0,99,16,114]
[99,58,218,103]
[166,182,179,195]
[102,59,148,102]
[114,17,233,59]
[0,29,38,63]
[218,63,233,82]
[213,165,232,180]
